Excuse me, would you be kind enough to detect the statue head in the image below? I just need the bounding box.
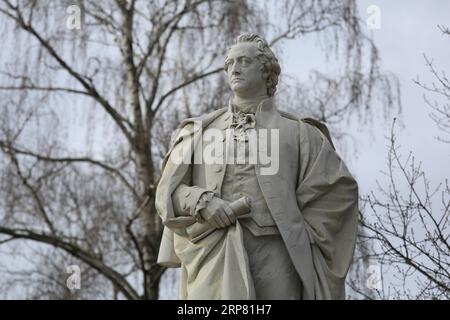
[224,33,281,98]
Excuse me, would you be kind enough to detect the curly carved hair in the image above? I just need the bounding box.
[224,33,281,96]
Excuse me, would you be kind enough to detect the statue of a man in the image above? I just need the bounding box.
[155,33,359,300]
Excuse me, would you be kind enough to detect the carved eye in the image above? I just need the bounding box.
[240,58,251,66]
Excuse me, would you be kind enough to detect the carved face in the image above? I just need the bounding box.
[225,42,266,98]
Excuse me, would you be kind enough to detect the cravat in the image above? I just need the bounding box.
[230,110,256,142]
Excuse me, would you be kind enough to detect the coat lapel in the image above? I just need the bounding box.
[254,98,316,299]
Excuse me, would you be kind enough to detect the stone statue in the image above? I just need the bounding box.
[155,33,359,300]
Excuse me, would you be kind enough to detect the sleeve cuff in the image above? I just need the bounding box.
[192,191,215,223]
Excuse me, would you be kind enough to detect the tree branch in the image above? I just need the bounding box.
[0,226,140,300]
[152,67,223,114]
[0,140,139,200]
[0,3,134,144]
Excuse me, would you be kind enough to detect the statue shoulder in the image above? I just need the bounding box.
[279,110,302,122]
[201,106,228,120]
[298,117,335,150]
[169,107,228,146]
[178,106,228,128]
[279,109,335,148]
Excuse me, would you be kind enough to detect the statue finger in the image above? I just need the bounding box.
[219,210,232,226]
[218,212,230,228]
[213,215,225,228]
[223,206,236,224]
[207,214,220,229]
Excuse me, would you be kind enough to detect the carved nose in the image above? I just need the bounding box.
[230,62,241,75]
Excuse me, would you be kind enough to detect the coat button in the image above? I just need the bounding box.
[183,203,187,210]
[184,190,191,197]
[215,166,222,173]
[212,182,218,190]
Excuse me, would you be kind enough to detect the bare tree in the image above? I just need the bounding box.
[413,25,450,144]
[356,26,450,299]
[357,121,449,299]
[0,0,398,299]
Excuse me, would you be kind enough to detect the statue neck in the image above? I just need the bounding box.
[232,94,269,113]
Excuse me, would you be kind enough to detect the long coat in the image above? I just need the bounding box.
[155,98,359,300]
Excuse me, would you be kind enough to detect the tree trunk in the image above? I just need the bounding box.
[134,127,164,299]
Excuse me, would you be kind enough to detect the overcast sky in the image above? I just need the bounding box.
[282,0,450,196]
[354,0,449,196]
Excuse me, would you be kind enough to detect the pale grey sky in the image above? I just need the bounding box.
[282,1,450,194]
[352,0,450,195]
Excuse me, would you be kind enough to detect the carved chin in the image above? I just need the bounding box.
[231,82,247,92]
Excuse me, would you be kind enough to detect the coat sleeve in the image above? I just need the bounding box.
[156,122,199,233]
[172,167,211,219]
[157,122,213,226]
[156,122,206,267]
[296,120,359,299]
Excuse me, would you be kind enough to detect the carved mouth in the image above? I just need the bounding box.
[232,78,244,83]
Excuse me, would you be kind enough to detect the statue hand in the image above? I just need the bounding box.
[200,196,236,229]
